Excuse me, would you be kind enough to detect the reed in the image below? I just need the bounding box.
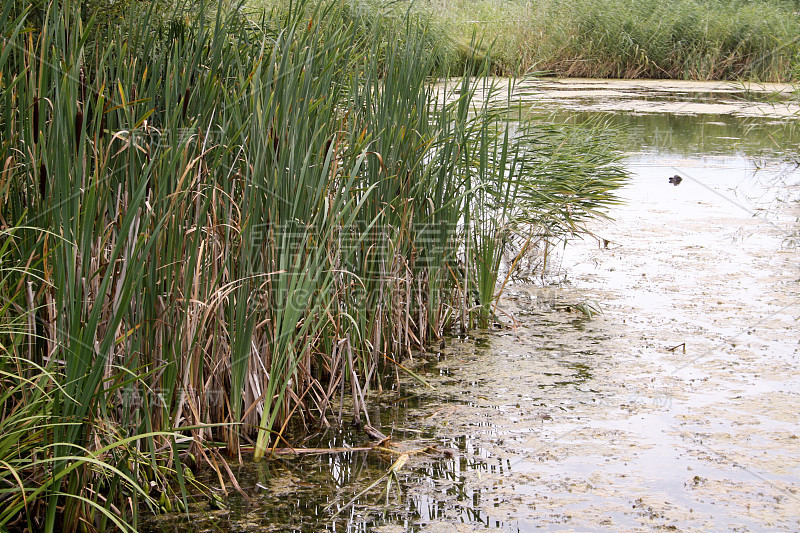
[424,0,800,80]
[0,0,625,529]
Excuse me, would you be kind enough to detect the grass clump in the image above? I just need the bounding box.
[0,0,625,529]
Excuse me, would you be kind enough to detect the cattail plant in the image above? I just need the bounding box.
[0,0,626,529]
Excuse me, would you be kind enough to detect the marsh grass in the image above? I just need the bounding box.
[0,0,625,529]
[422,0,800,80]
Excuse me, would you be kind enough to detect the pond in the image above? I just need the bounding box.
[146,79,800,532]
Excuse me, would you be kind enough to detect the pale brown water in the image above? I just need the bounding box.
[396,156,800,532]
[146,80,800,533]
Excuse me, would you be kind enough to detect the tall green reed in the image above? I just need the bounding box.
[0,0,626,528]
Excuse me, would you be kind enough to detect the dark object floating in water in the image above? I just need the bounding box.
[669,175,683,186]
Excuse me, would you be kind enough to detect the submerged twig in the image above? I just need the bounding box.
[325,452,410,518]
[667,342,686,353]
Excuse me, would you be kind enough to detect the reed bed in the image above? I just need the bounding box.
[424,0,800,80]
[0,0,625,530]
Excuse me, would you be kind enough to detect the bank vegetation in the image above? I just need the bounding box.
[0,0,627,530]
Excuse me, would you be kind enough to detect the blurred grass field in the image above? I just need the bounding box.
[396,0,800,80]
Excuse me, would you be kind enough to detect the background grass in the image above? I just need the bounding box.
[418,0,800,80]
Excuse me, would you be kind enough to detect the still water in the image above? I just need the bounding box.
[147,80,800,532]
